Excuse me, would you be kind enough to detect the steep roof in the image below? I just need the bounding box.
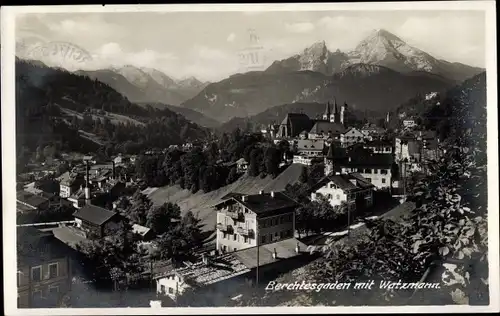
[323,101,331,118]
[214,192,297,217]
[280,113,314,137]
[309,121,346,135]
[73,204,119,226]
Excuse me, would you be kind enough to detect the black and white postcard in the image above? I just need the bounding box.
[2,2,498,315]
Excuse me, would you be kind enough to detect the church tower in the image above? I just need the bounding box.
[340,102,347,125]
[330,98,338,123]
[324,144,335,176]
[322,101,331,121]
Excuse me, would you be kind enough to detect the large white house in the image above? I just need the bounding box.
[311,173,375,211]
[340,127,366,148]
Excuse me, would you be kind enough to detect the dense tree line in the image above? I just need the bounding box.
[134,128,288,193]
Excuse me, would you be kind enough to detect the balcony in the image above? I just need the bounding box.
[216,223,234,233]
[237,227,254,238]
[227,211,244,222]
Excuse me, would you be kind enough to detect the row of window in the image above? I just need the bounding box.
[160,284,174,295]
[345,168,389,174]
[20,262,59,284]
[260,214,293,228]
[29,284,60,301]
[260,230,293,244]
[222,232,252,244]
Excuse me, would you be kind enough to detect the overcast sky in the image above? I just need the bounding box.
[15,10,485,82]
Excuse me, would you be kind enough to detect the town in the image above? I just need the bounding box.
[16,99,444,308]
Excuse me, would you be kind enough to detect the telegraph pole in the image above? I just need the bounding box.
[256,220,260,288]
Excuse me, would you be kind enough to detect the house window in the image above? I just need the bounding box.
[381,169,388,174]
[373,169,378,174]
[168,287,174,294]
[233,234,237,241]
[223,245,227,252]
[382,178,386,184]
[234,247,237,252]
[31,266,42,282]
[366,178,372,183]
[365,168,372,174]
[244,236,248,243]
[336,194,340,200]
[49,263,59,278]
[261,235,266,244]
[223,232,227,239]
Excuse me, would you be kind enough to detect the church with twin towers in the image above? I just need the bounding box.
[275,98,348,140]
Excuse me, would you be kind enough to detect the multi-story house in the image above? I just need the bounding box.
[57,172,84,198]
[310,173,375,211]
[17,227,72,308]
[340,127,366,148]
[73,204,125,239]
[326,147,394,190]
[395,130,438,163]
[296,139,325,158]
[213,191,297,254]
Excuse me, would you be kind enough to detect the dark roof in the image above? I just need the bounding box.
[310,173,374,192]
[309,121,346,135]
[214,192,297,217]
[16,190,49,208]
[364,140,393,147]
[17,227,69,266]
[338,148,394,168]
[280,113,314,137]
[296,139,324,151]
[73,204,120,226]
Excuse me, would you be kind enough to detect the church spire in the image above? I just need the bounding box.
[323,101,331,121]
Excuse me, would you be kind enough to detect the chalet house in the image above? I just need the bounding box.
[310,173,375,212]
[277,113,314,139]
[212,191,298,253]
[16,191,50,214]
[57,172,84,198]
[73,204,124,239]
[17,227,72,308]
[340,127,366,148]
[363,140,393,154]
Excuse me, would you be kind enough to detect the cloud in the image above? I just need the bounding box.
[284,22,315,33]
[227,32,236,42]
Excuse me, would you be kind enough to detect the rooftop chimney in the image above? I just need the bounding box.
[272,248,277,259]
[259,190,264,195]
[241,195,247,202]
[201,253,209,265]
[348,157,352,162]
[270,191,275,198]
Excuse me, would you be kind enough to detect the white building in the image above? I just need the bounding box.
[340,127,366,148]
[311,173,375,212]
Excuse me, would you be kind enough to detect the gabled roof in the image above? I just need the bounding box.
[280,113,314,137]
[309,121,346,135]
[311,173,375,192]
[73,204,120,226]
[214,192,297,217]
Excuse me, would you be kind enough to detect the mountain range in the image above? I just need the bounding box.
[77,65,209,106]
[180,29,484,123]
[266,29,483,82]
